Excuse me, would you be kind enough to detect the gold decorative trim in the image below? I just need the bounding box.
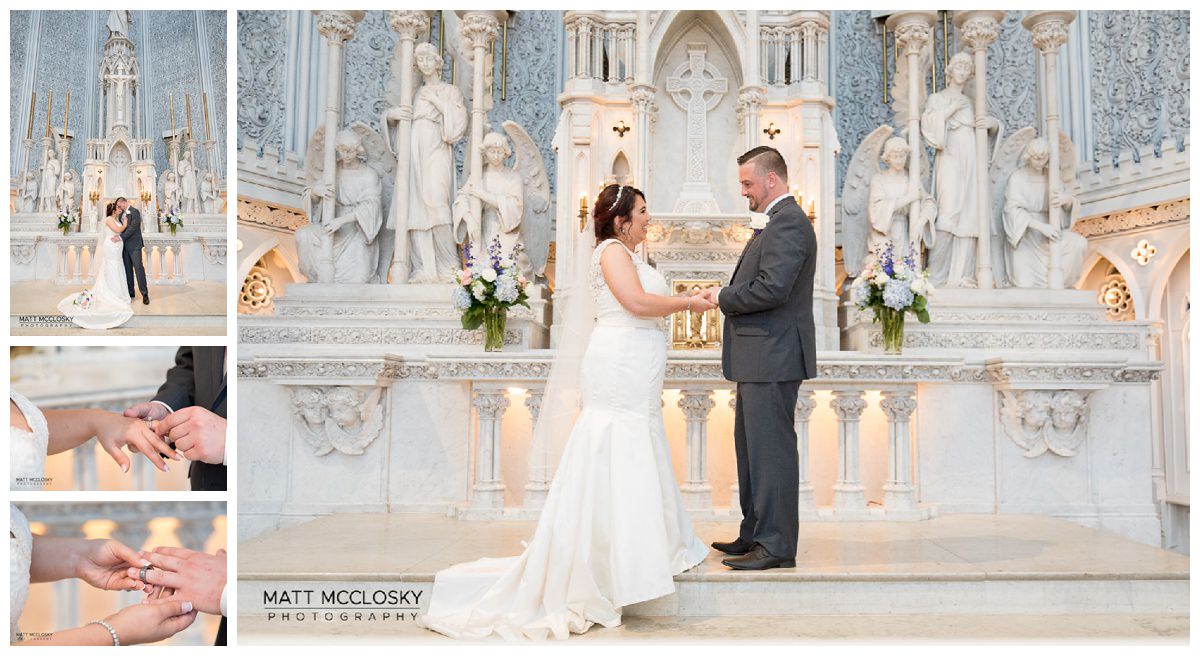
[237,196,309,232]
[1074,198,1189,238]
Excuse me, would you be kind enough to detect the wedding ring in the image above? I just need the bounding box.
[139,564,153,583]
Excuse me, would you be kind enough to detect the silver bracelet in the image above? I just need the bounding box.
[89,619,120,646]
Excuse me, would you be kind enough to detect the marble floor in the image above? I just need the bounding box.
[11,281,226,335]
[238,514,1189,643]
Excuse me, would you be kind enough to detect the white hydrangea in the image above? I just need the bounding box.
[481,268,498,283]
[471,281,486,301]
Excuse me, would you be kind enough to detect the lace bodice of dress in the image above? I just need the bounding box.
[9,391,48,489]
[10,504,32,642]
[590,239,669,327]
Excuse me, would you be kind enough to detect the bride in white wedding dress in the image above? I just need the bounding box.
[418,184,717,640]
[57,201,134,330]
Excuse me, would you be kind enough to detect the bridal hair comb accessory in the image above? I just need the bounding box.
[89,619,120,646]
[608,185,624,212]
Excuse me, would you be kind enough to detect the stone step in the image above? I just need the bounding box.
[237,514,1189,620]
[237,612,1189,643]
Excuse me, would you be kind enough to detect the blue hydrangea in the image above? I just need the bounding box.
[495,277,519,304]
[452,286,473,310]
[850,281,871,308]
[882,278,914,310]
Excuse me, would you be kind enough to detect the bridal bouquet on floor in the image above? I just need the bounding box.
[849,241,933,354]
[452,237,530,352]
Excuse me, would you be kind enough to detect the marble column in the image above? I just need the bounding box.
[956,10,1005,290]
[630,85,657,191]
[386,10,427,284]
[522,389,549,510]
[459,11,503,232]
[72,446,98,491]
[678,390,716,511]
[313,10,364,283]
[794,390,818,512]
[831,389,868,511]
[471,389,509,510]
[45,518,87,631]
[881,388,919,511]
[886,12,936,266]
[1023,10,1076,289]
[737,87,765,151]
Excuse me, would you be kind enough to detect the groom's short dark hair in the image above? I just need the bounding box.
[737,146,788,182]
[116,196,128,204]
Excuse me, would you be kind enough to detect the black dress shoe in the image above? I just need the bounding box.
[721,544,795,570]
[711,537,754,555]
[142,294,150,305]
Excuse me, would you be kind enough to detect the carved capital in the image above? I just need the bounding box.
[794,390,818,421]
[892,22,932,57]
[472,390,510,419]
[315,11,362,44]
[524,390,544,421]
[830,389,868,420]
[880,389,918,421]
[459,12,501,53]
[960,17,1001,51]
[1023,11,1076,54]
[388,10,428,41]
[678,390,716,420]
[735,86,766,131]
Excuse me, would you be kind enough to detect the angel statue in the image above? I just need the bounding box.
[38,148,62,213]
[200,171,219,214]
[451,123,551,279]
[840,125,936,277]
[162,170,182,213]
[56,170,78,212]
[990,130,1087,288]
[297,123,396,284]
[920,51,1001,288]
[20,172,39,213]
[384,41,469,283]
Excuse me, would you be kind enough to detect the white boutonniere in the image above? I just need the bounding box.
[749,213,770,230]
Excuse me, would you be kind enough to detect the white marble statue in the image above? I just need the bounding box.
[920,52,1000,288]
[162,170,181,212]
[200,171,219,214]
[840,125,936,276]
[452,123,551,277]
[994,133,1087,288]
[38,149,61,213]
[298,123,395,284]
[177,150,200,214]
[392,42,469,283]
[20,172,38,213]
[105,10,131,39]
[55,170,78,212]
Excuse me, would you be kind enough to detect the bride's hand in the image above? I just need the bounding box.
[74,539,153,593]
[95,413,182,474]
[102,598,197,645]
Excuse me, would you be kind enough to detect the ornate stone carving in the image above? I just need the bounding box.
[1073,199,1189,238]
[239,325,524,346]
[237,198,309,231]
[833,11,892,189]
[868,329,1141,352]
[986,12,1037,140]
[1028,18,1069,54]
[879,390,918,421]
[830,390,868,419]
[315,11,360,43]
[666,43,727,214]
[11,238,40,265]
[239,266,275,313]
[629,84,660,128]
[1098,273,1134,321]
[471,389,510,419]
[198,237,227,265]
[290,385,385,456]
[235,11,287,155]
[735,86,765,132]
[677,390,716,420]
[794,390,818,420]
[999,389,1091,457]
[959,16,1001,51]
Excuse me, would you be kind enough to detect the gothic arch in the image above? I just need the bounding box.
[647,10,747,88]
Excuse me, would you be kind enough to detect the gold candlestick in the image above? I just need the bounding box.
[186,93,193,138]
[45,91,52,137]
[202,92,211,140]
[64,90,70,135]
[27,92,35,140]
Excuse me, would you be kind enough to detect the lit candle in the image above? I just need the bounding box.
[170,93,175,135]
[27,92,35,140]
[64,90,70,135]
[185,94,193,138]
[202,92,211,141]
[45,91,52,137]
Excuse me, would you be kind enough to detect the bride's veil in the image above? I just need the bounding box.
[527,213,597,487]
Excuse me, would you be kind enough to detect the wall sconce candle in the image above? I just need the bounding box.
[612,119,629,137]
[763,122,781,140]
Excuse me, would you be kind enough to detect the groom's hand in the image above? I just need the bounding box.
[124,402,171,422]
[155,407,226,465]
[701,286,722,305]
[136,547,227,616]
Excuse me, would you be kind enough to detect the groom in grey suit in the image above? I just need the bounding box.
[702,146,817,570]
[116,196,149,304]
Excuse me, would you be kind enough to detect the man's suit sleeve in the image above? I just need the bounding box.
[718,210,812,316]
[152,347,196,411]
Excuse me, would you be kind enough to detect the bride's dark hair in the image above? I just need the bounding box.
[105,201,118,217]
[593,183,645,242]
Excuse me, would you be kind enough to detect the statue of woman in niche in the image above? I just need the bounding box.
[920,52,1000,288]
[176,150,200,214]
[38,149,61,213]
[1002,138,1086,288]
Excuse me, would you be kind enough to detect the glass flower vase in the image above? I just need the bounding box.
[483,306,507,352]
[880,306,906,354]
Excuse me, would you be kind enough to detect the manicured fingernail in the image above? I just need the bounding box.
[140,559,151,567]
[182,602,193,613]
[161,463,169,472]
[121,464,129,473]
[128,567,138,576]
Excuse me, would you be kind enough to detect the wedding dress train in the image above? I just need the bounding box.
[417,238,708,640]
[57,223,134,330]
